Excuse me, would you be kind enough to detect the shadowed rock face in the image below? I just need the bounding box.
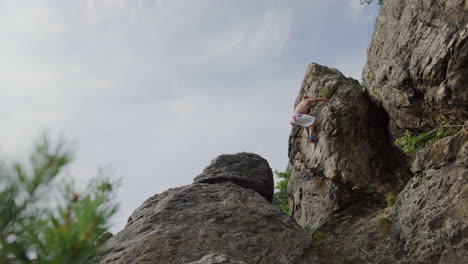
[383,127,468,263]
[98,153,318,264]
[363,0,468,130]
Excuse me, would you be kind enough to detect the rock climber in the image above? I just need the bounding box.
[290,96,329,143]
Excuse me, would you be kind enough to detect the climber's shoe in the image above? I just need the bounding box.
[309,135,319,143]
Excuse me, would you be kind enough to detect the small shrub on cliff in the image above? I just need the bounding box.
[394,130,430,154]
[0,136,119,264]
[272,170,290,215]
[382,171,411,207]
[394,120,462,154]
[313,231,325,241]
[383,192,396,207]
[310,230,325,249]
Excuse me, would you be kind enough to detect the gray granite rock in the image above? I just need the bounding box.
[193,152,274,202]
[286,0,467,262]
[98,153,318,264]
[287,63,397,229]
[363,0,468,130]
[384,127,468,263]
[186,253,247,264]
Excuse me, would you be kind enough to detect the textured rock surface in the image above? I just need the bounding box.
[186,253,247,264]
[287,1,468,263]
[363,0,468,130]
[98,153,318,264]
[193,153,274,202]
[360,1,468,261]
[383,127,468,263]
[312,127,467,264]
[288,63,398,229]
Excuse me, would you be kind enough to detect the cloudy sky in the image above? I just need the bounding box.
[0,0,380,232]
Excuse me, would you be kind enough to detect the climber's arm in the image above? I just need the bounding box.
[306,98,329,104]
[310,98,329,103]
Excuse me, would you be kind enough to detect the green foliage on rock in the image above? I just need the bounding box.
[272,170,290,215]
[394,120,462,154]
[313,231,325,241]
[383,192,396,207]
[303,225,326,249]
[394,130,432,154]
[0,136,119,264]
[382,171,411,208]
[359,80,366,91]
[311,230,325,249]
[361,0,383,5]
[303,226,313,233]
[318,87,335,99]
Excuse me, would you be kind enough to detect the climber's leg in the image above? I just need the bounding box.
[304,127,310,139]
[309,123,316,136]
[308,123,319,143]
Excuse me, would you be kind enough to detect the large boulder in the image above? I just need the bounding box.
[287,63,398,229]
[98,153,318,264]
[363,0,468,130]
[193,153,274,202]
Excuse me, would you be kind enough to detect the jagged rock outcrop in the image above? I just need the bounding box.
[376,126,468,263]
[287,1,467,263]
[193,153,274,202]
[363,0,468,130]
[288,63,397,229]
[306,125,467,264]
[98,153,318,264]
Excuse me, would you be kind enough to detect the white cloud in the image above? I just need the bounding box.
[146,5,292,69]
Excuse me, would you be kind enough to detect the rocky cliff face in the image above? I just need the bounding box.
[287,0,467,263]
[98,153,318,264]
[363,0,468,131]
[383,127,467,263]
[98,1,467,263]
[288,63,398,229]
